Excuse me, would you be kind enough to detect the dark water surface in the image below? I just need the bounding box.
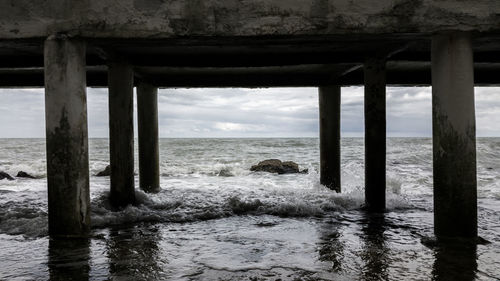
[0,138,499,280]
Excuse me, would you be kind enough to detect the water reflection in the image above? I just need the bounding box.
[317,213,390,280]
[317,221,345,272]
[359,213,389,281]
[106,224,166,280]
[432,239,478,281]
[48,238,91,281]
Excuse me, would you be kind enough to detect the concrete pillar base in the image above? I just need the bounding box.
[319,86,341,192]
[137,82,160,193]
[44,35,90,237]
[108,62,135,208]
[432,31,477,239]
[364,58,386,212]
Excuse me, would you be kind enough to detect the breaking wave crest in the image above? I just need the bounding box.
[0,180,414,238]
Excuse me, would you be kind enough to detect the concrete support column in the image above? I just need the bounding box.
[364,58,386,212]
[137,83,160,193]
[44,35,90,236]
[432,31,477,239]
[108,62,135,208]
[319,86,341,192]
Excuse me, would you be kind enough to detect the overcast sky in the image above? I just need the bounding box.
[1,87,500,138]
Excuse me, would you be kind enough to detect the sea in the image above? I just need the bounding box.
[0,138,499,280]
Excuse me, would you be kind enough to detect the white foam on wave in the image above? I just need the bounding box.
[0,163,416,238]
[0,201,48,237]
[160,160,254,178]
[1,162,46,179]
[0,164,416,239]
[87,174,414,231]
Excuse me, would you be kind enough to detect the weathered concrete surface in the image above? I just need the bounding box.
[319,86,341,192]
[364,58,386,212]
[137,82,160,193]
[44,36,90,236]
[2,1,500,89]
[108,62,135,208]
[432,31,477,239]
[0,1,500,38]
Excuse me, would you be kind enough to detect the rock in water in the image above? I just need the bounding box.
[96,165,111,177]
[250,159,304,174]
[0,171,14,181]
[250,159,285,174]
[16,171,36,179]
[218,169,234,177]
[282,161,299,174]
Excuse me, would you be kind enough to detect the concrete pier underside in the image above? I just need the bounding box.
[3,0,500,238]
[0,1,500,87]
[3,35,500,87]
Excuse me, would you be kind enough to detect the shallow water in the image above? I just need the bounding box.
[0,138,499,280]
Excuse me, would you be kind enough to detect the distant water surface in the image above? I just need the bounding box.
[0,138,499,280]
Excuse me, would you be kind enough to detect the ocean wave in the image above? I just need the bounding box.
[0,162,46,179]
[0,202,48,237]
[0,154,415,238]
[88,185,413,233]
[0,184,414,238]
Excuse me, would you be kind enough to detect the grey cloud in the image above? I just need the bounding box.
[1,87,500,138]
[157,87,320,137]
[0,89,45,138]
